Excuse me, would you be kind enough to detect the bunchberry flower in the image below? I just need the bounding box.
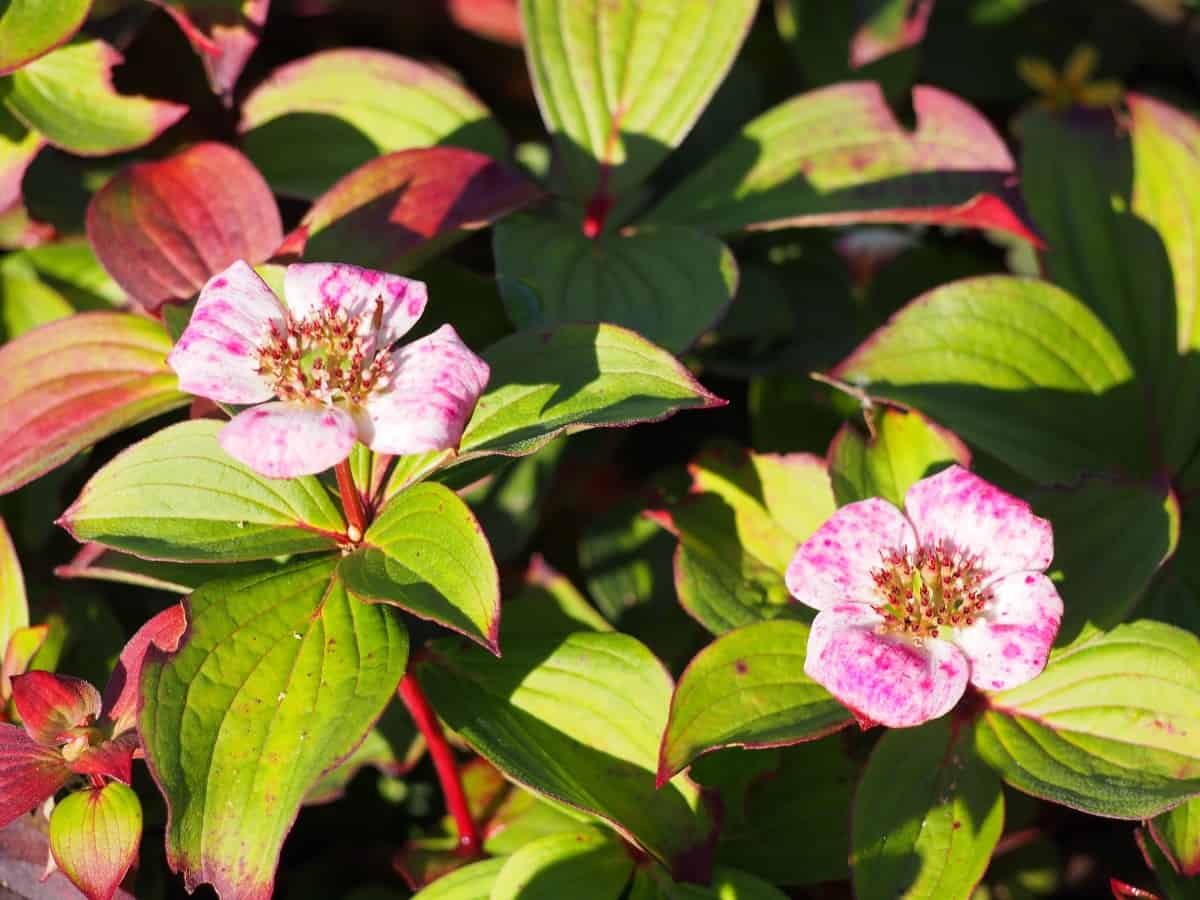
[168,260,490,478]
[786,465,1062,728]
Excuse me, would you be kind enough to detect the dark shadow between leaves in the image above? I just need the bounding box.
[416,595,715,881]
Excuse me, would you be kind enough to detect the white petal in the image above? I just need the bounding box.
[219,402,357,478]
[283,262,426,345]
[167,260,282,403]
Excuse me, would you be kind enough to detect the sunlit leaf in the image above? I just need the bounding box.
[241,48,507,198]
[3,38,186,156]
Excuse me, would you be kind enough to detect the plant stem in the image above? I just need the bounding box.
[334,459,368,541]
[398,673,482,856]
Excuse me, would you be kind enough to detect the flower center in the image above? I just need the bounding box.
[870,543,990,641]
[256,303,394,406]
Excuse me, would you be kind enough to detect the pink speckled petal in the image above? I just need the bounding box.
[219,402,357,478]
[953,571,1063,692]
[167,260,282,404]
[805,603,969,728]
[904,465,1053,577]
[786,498,916,611]
[283,262,427,346]
[361,324,490,455]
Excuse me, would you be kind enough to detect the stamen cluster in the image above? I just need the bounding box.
[256,304,393,406]
[871,542,989,641]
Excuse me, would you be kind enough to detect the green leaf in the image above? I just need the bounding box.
[650,448,835,635]
[140,558,409,900]
[1125,95,1200,472]
[387,323,723,498]
[852,718,1004,900]
[0,104,41,213]
[49,782,142,900]
[54,545,283,595]
[0,312,190,496]
[976,620,1200,818]
[646,84,1036,244]
[0,252,73,339]
[494,217,737,353]
[0,516,27,655]
[490,829,634,900]
[411,858,506,900]
[60,420,347,562]
[711,741,857,886]
[520,0,757,199]
[416,615,713,874]
[0,0,90,74]
[1150,796,1200,877]
[833,275,1142,483]
[3,39,187,155]
[240,48,507,199]
[464,323,723,455]
[1137,825,1194,900]
[628,864,790,900]
[829,408,969,507]
[463,438,566,561]
[1032,478,1179,642]
[304,701,422,806]
[1129,95,1200,355]
[19,237,123,309]
[579,500,676,622]
[340,482,500,652]
[659,619,851,783]
[1020,108,1176,408]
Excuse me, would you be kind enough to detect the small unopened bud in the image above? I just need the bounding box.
[347,524,363,543]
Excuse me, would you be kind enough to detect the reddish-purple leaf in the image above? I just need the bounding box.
[283,146,539,272]
[646,83,1040,245]
[151,0,270,100]
[1110,878,1161,900]
[69,732,140,787]
[850,0,935,68]
[0,725,69,829]
[86,142,283,311]
[102,603,187,735]
[0,312,189,496]
[49,782,142,900]
[10,672,100,746]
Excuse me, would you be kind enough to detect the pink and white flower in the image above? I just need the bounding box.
[167,260,490,478]
[787,465,1062,728]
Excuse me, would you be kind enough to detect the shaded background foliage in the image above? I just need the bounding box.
[2,1,1200,899]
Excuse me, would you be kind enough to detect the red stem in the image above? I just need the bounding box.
[334,459,368,541]
[398,673,482,856]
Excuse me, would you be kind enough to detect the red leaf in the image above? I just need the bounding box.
[1110,877,1161,899]
[86,142,282,311]
[445,0,522,46]
[11,672,101,746]
[286,146,540,272]
[152,0,270,100]
[70,732,140,786]
[0,725,70,830]
[648,83,1041,246]
[102,603,187,735]
[0,312,189,497]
